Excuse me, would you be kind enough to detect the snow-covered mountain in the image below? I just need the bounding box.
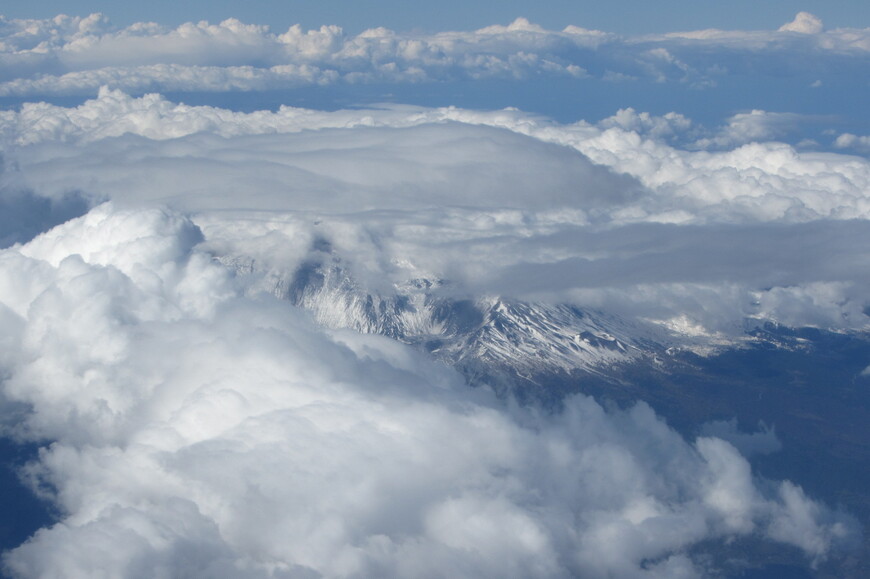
[216,241,759,403]
[216,241,870,415]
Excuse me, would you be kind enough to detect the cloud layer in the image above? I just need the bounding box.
[0,44,867,572]
[0,204,858,577]
[0,12,867,106]
[3,90,870,339]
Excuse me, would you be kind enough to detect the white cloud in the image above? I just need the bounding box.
[598,108,694,141]
[779,12,825,35]
[0,63,339,97]
[2,90,870,340]
[0,13,867,97]
[693,110,809,148]
[0,11,866,576]
[835,133,870,153]
[0,204,857,576]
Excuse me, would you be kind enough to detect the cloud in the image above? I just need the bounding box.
[0,11,867,576]
[0,13,867,98]
[4,91,869,222]
[0,205,858,577]
[835,133,870,153]
[1,90,869,341]
[779,12,825,35]
[598,108,694,142]
[0,63,339,97]
[699,418,782,457]
[693,110,810,149]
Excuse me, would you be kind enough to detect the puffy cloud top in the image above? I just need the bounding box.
[0,14,868,575]
[0,203,859,578]
[780,12,825,34]
[3,91,870,339]
[0,12,866,97]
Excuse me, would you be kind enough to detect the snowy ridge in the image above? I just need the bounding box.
[214,237,830,391]
[215,233,857,397]
[430,299,655,374]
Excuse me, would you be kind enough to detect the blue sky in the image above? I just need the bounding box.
[3,0,869,33]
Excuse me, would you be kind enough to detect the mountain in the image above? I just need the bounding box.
[218,246,870,578]
[255,252,667,382]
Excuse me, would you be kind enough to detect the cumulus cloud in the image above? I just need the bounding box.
[2,91,870,339]
[0,12,867,577]
[0,13,867,97]
[0,204,858,577]
[693,110,813,149]
[598,108,694,142]
[835,133,870,154]
[780,12,825,35]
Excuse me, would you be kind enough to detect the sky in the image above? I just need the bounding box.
[3,0,869,35]
[1,5,868,134]
[0,3,869,578]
